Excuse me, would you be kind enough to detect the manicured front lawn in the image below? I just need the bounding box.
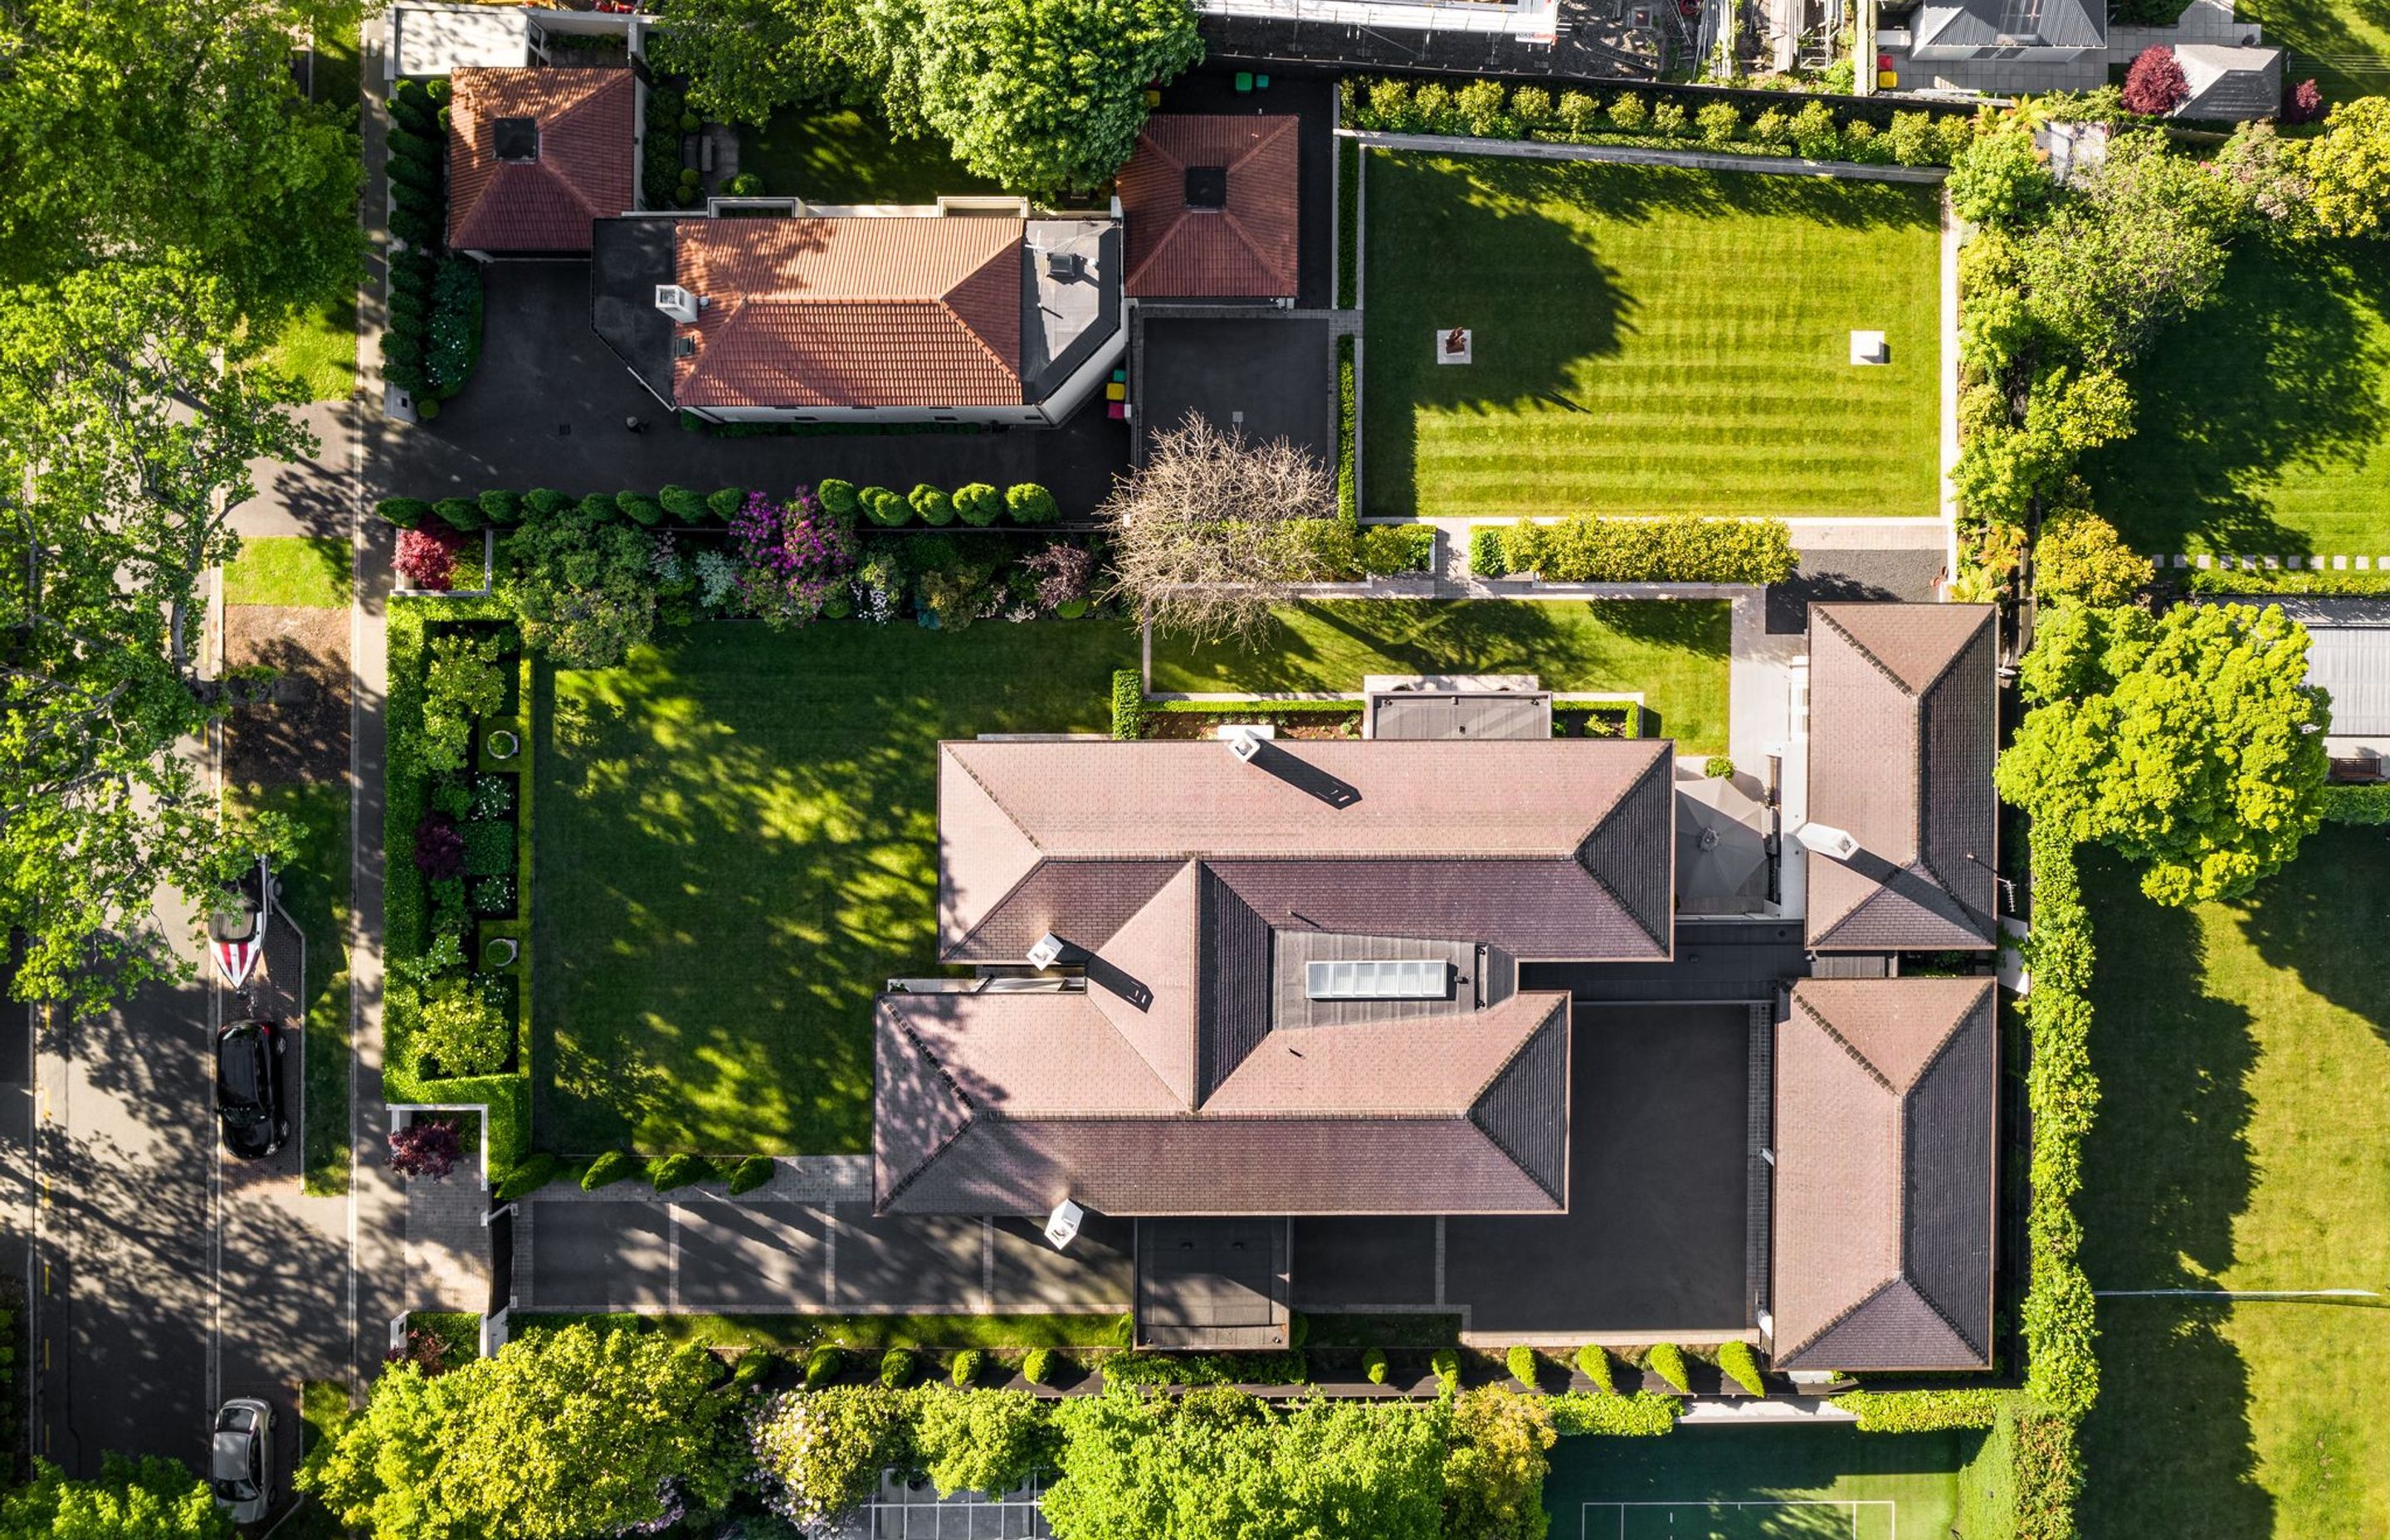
[533,620,1138,1156]
[2085,237,2390,558]
[1147,599,1732,753]
[2233,0,2390,102]
[226,536,351,609]
[2079,830,2390,1538]
[263,293,360,403]
[735,105,1004,203]
[1361,153,1943,521]
[1543,1423,1981,1537]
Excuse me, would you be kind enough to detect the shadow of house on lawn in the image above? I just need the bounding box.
[2084,239,2390,559]
[2077,851,2271,1540]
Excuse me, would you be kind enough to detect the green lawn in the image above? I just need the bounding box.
[1360,153,1943,521]
[2078,829,2390,1539]
[226,536,351,609]
[262,19,362,404]
[232,780,351,1196]
[2084,238,2390,559]
[533,620,1139,1155]
[1543,1424,1982,1538]
[2234,0,2390,101]
[736,105,1004,203]
[1148,599,1732,753]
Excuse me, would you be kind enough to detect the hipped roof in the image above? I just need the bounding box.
[447,68,633,253]
[1119,115,1301,299]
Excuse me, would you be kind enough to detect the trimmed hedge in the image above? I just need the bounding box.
[1431,1348,1461,1395]
[650,1153,719,1192]
[400,479,1059,534]
[1101,1351,1308,1387]
[910,484,957,526]
[1358,524,1435,575]
[805,1347,845,1389]
[2022,821,2098,1423]
[2183,565,2390,597]
[1022,1347,1056,1386]
[1832,1388,2007,1432]
[818,480,859,517]
[726,1154,777,1195]
[1110,670,1144,741]
[1549,1391,1681,1436]
[493,1150,563,1201]
[2323,782,2390,822]
[1363,1348,1389,1385]
[1574,1343,1614,1393]
[950,1348,984,1387]
[1469,525,1510,577]
[1714,1340,1765,1397]
[1005,483,1060,525]
[582,1149,644,1190]
[1506,1343,1539,1388]
[1643,1343,1690,1393]
[378,497,434,529]
[1496,514,1796,585]
[955,483,1002,526]
[880,1348,919,1388]
[1336,335,1358,524]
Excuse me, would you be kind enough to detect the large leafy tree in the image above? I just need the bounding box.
[0,1455,229,1539]
[647,0,867,126]
[1043,1389,1446,1540]
[0,261,310,1013]
[0,0,364,326]
[2303,96,2390,239]
[300,1324,743,1540]
[864,0,1202,197]
[1997,602,2329,906]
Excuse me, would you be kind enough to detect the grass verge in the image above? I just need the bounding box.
[1147,599,1732,753]
[225,536,352,609]
[534,620,1137,1155]
[1360,153,1942,520]
[232,780,352,1196]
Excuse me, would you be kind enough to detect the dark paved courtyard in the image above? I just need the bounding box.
[1136,315,1336,463]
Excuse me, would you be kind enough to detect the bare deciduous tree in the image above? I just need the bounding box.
[1099,413,1340,646]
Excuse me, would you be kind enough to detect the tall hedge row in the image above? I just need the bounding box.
[1482,514,1797,585]
[383,76,483,413]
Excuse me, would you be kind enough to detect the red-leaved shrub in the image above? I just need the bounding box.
[390,1118,464,1180]
[413,814,465,880]
[2123,46,2190,115]
[396,524,467,590]
[2285,78,2324,124]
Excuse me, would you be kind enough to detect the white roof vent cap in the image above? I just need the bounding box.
[1796,821,1861,861]
[1045,1199,1084,1250]
[1027,933,1068,970]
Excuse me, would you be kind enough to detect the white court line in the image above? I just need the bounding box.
[1582,1498,1896,1540]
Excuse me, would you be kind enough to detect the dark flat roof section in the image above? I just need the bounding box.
[590,217,679,405]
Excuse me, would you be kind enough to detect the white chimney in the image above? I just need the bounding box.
[1026,932,1067,971]
[1796,821,1861,861]
[1044,1198,1085,1250]
[654,284,700,324]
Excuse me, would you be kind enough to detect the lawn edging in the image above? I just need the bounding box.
[1347,128,1949,184]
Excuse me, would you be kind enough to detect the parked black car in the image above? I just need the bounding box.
[215,1018,288,1159]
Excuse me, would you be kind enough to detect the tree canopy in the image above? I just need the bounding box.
[1998,602,2330,905]
[0,261,310,1012]
[647,0,868,126]
[863,0,1202,196]
[300,1324,743,1540]
[0,1455,229,1540]
[2303,96,2390,239]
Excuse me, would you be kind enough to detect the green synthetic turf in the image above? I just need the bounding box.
[533,620,1137,1155]
[1360,153,1943,521]
[2078,829,2390,1539]
[1148,599,1733,754]
[2085,236,2390,559]
[1544,1424,1969,1540]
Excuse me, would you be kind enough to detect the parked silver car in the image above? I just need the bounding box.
[211,1398,274,1525]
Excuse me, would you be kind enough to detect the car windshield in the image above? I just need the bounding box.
[212,1477,260,1502]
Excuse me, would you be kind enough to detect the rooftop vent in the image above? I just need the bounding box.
[1045,249,1086,283]
[654,284,701,324]
[1026,932,1068,970]
[494,116,539,163]
[671,335,696,359]
[1044,1198,1085,1250]
[1796,821,1861,861]
[1185,166,1228,210]
[1305,958,1451,1001]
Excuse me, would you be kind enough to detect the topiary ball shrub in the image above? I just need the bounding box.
[494,1151,563,1201]
[1704,756,1737,781]
[950,1348,984,1387]
[477,490,523,526]
[524,487,573,519]
[1506,1343,1539,1389]
[650,1153,719,1192]
[1717,1339,1767,1397]
[1022,1347,1056,1386]
[376,495,434,529]
[804,1347,844,1389]
[617,491,666,526]
[817,479,859,517]
[954,483,1002,526]
[1575,1343,1616,1394]
[578,492,621,523]
[1004,483,1060,524]
[880,1348,918,1389]
[703,486,747,521]
[910,485,956,526]
[1431,1348,1461,1395]
[729,1350,775,1389]
[433,497,484,533]
[1646,1342,1690,1393]
[580,1149,644,1191]
[725,1154,775,1196]
[659,484,708,524]
[680,110,702,133]
[1363,1348,1389,1386]
[861,486,910,527]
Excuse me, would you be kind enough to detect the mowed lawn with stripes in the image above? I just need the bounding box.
[1360,154,1943,521]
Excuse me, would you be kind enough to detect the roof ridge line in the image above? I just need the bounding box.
[1791,989,1899,1094]
[1568,747,1673,953]
[876,1006,978,1206]
[1463,997,1569,1204]
[1777,1272,1906,1363]
[1817,607,1918,697]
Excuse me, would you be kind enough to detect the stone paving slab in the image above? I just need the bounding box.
[528,1201,671,1311]
[990,1215,1135,1314]
[831,1209,989,1313]
[676,1202,827,1311]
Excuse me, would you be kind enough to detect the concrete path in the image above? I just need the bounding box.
[1346,129,1950,184]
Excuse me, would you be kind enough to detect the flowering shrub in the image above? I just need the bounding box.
[749,1390,915,1528]
[729,488,857,627]
[853,554,904,622]
[693,548,742,613]
[390,1117,464,1180]
[397,524,469,590]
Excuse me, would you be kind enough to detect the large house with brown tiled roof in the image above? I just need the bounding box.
[590,206,1124,425]
[446,66,637,257]
[1118,115,1301,301]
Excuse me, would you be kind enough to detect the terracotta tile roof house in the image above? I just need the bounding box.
[1806,603,1999,952]
[1119,115,1300,300]
[591,211,1124,425]
[447,67,634,255]
[872,738,1676,1216]
[1772,977,1997,1371]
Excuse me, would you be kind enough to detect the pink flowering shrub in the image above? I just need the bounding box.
[729,488,857,627]
[396,524,469,590]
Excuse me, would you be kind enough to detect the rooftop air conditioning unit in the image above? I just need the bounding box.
[1045,1199,1085,1251]
[654,284,700,324]
[1796,821,1861,861]
[1026,932,1068,970]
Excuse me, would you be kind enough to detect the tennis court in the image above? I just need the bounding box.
[1582,1499,1898,1539]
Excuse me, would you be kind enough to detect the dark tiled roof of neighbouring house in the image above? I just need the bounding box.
[1806,603,1998,951]
[1911,0,2105,52]
[1772,977,1996,1372]
[448,68,634,252]
[2175,45,2285,121]
[874,738,1675,1216]
[670,217,1026,408]
[1119,115,1300,299]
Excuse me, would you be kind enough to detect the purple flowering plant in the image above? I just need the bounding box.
[729,487,857,628]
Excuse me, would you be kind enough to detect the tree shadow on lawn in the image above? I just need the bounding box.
[2229,824,2390,1052]
[2077,851,2270,1539]
[2084,237,2390,558]
[530,621,1134,1156]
